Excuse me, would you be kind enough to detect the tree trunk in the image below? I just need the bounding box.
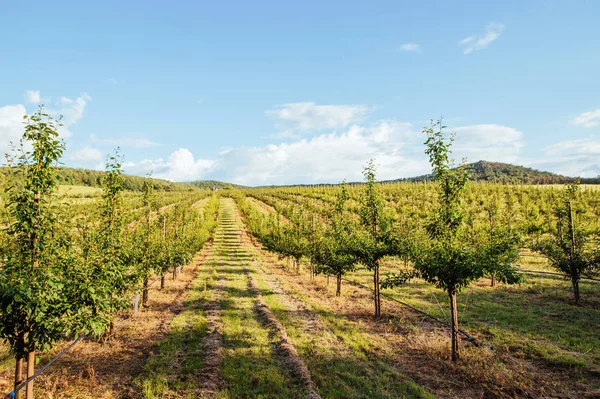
[568,200,579,306]
[336,275,342,297]
[14,356,23,399]
[490,273,496,287]
[160,275,165,289]
[173,267,177,280]
[295,257,301,274]
[142,277,149,307]
[26,349,35,399]
[572,277,580,305]
[449,290,459,362]
[373,263,381,318]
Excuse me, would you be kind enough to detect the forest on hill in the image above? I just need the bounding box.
[0,166,195,192]
[393,160,599,185]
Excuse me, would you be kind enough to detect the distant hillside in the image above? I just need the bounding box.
[191,180,246,189]
[0,167,196,192]
[393,161,599,184]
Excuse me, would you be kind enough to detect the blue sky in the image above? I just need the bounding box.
[1,1,599,185]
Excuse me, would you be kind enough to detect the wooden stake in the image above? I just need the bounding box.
[133,293,139,313]
[26,349,35,399]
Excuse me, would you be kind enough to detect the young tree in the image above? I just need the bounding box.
[0,107,79,398]
[314,183,358,296]
[533,181,598,304]
[355,160,393,317]
[411,119,520,361]
[481,196,522,287]
[140,176,159,307]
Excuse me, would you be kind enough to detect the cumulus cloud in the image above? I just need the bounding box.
[534,137,600,177]
[24,90,41,104]
[399,43,421,52]
[0,91,92,159]
[134,148,215,181]
[460,22,505,55]
[125,117,534,186]
[265,102,370,134]
[452,124,524,163]
[67,146,103,162]
[51,93,92,137]
[571,108,600,128]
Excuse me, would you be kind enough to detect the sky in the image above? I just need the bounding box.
[1,1,600,186]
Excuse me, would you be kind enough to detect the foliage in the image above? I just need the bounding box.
[0,107,81,360]
[532,181,599,304]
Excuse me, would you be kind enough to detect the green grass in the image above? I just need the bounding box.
[210,199,298,398]
[135,262,213,398]
[348,257,600,371]
[57,185,103,197]
[248,258,433,399]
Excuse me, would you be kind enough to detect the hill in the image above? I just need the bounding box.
[392,161,598,185]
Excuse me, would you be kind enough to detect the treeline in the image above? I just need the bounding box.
[0,167,195,192]
[190,180,246,189]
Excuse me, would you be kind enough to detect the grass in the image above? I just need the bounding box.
[244,196,600,397]
[248,255,432,399]
[57,185,103,197]
[215,200,297,399]
[135,261,212,398]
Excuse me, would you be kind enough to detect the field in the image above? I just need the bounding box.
[1,180,599,398]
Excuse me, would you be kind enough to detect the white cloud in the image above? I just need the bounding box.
[51,93,91,137]
[452,124,524,163]
[399,43,421,52]
[134,148,215,181]
[460,22,505,55]
[124,119,532,185]
[0,104,28,156]
[265,102,370,133]
[24,90,41,104]
[0,91,91,161]
[218,121,425,185]
[67,146,103,162]
[534,137,600,177]
[571,108,600,128]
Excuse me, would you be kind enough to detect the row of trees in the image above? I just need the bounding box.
[237,119,600,362]
[0,108,217,398]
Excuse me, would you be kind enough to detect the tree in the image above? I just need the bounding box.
[355,160,393,317]
[139,175,159,307]
[411,119,520,361]
[314,182,358,296]
[481,196,522,287]
[82,151,133,337]
[533,181,599,304]
[0,107,81,398]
